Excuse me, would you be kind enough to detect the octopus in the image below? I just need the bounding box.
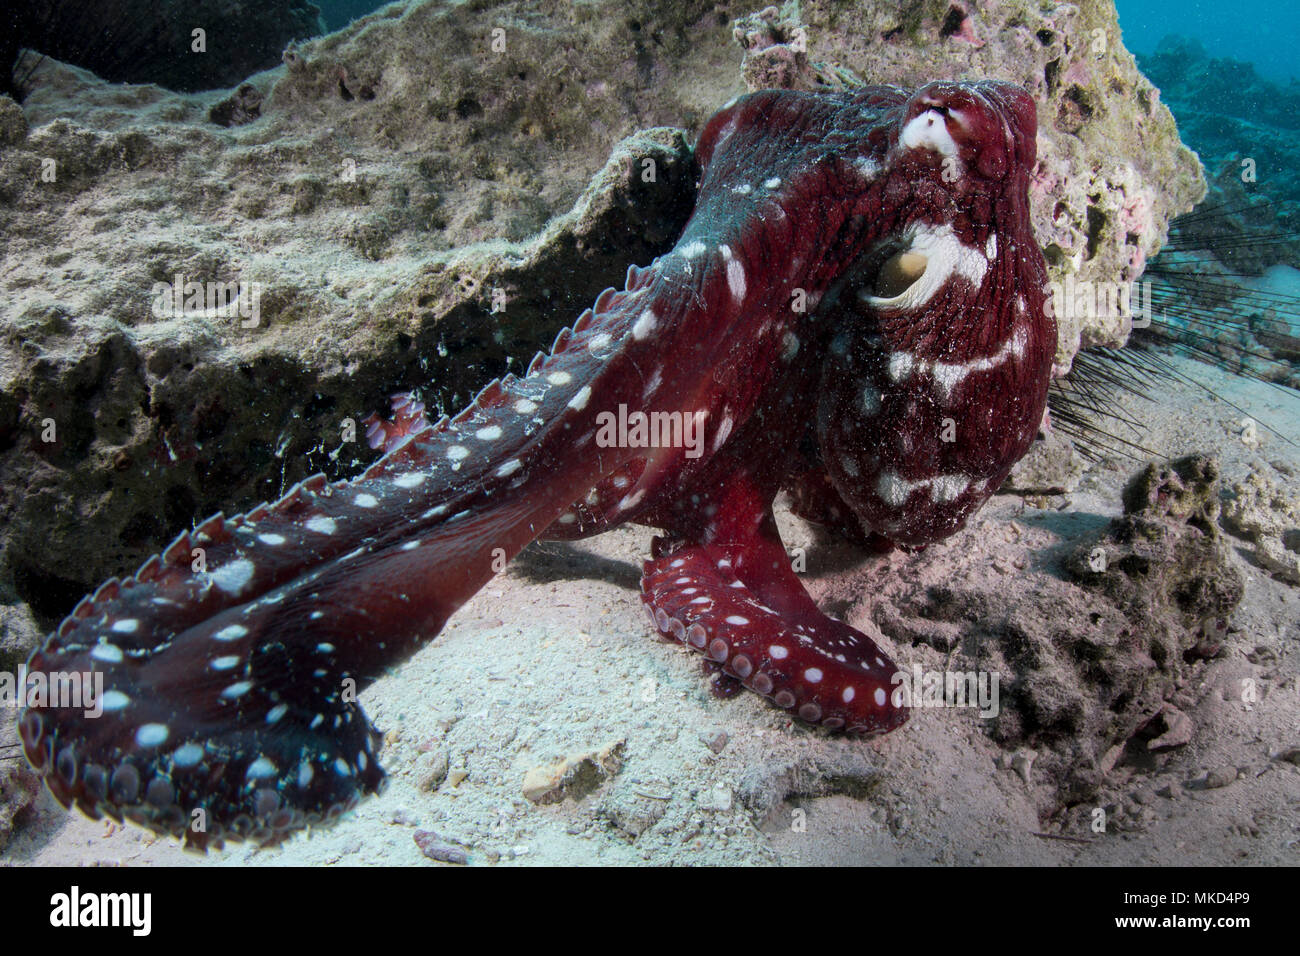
[18,79,1054,849]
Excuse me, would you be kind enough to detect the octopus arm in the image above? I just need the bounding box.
[642,473,906,734]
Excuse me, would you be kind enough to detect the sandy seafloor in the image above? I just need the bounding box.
[2,344,1297,868]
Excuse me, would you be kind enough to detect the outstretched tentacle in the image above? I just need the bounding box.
[18,253,733,848]
[640,475,907,734]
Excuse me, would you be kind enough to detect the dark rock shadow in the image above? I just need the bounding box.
[1228,541,1277,578]
[511,540,642,592]
[1017,507,1116,577]
[798,524,882,577]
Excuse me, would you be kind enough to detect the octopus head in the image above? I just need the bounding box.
[894,80,1038,183]
[815,80,1054,546]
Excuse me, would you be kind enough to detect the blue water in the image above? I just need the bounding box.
[316,0,399,31]
[313,1,1300,86]
[1115,0,1299,84]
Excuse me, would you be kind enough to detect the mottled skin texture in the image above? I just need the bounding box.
[19,81,1053,849]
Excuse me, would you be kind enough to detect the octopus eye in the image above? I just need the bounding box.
[872,250,928,298]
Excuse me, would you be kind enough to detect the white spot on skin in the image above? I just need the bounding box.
[496,459,523,478]
[135,723,169,748]
[266,703,289,724]
[297,762,314,787]
[546,371,572,386]
[354,492,378,509]
[221,681,253,699]
[805,668,823,683]
[712,115,738,149]
[306,515,337,534]
[246,757,277,780]
[568,385,592,411]
[632,309,658,341]
[932,335,1028,402]
[763,177,781,189]
[842,686,856,704]
[680,240,708,259]
[877,470,916,508]
[587,333,612,354]
[1010,324,1028,359]
[101,690,131,711]
[986,234,998,258]
[641,367,663,400]
[91,643,124,663]
[446,445,470,463]
[212,559,255,595]
[900,109,959,158]
[769,645,788,659]
[394,471,426,489]
[731,183,753,195]
[475,425,503,441]
[210,655,241,671]
[781,332,800,362]
[725,615,749,626]
[514,398,538,414]
[888,352,914,382]
[213,624,248,642]
[874,687,887,706]
[930,474,971,503]
[618,489,646,512]
[111,619,139,634]
[172,743,204,767]
[720,244,747,305]
[712,416,733,452]
[557,513,577,524]
[258,533,286,546]
[401,540,420,551]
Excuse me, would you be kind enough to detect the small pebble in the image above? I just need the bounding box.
[414,829,468,865]
[700,730,729,754]
[418,750,449,791]
[1011,749,1036,784]
[1202,767,1237,790]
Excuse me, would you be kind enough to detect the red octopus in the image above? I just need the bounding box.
[20,81,1053,848]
